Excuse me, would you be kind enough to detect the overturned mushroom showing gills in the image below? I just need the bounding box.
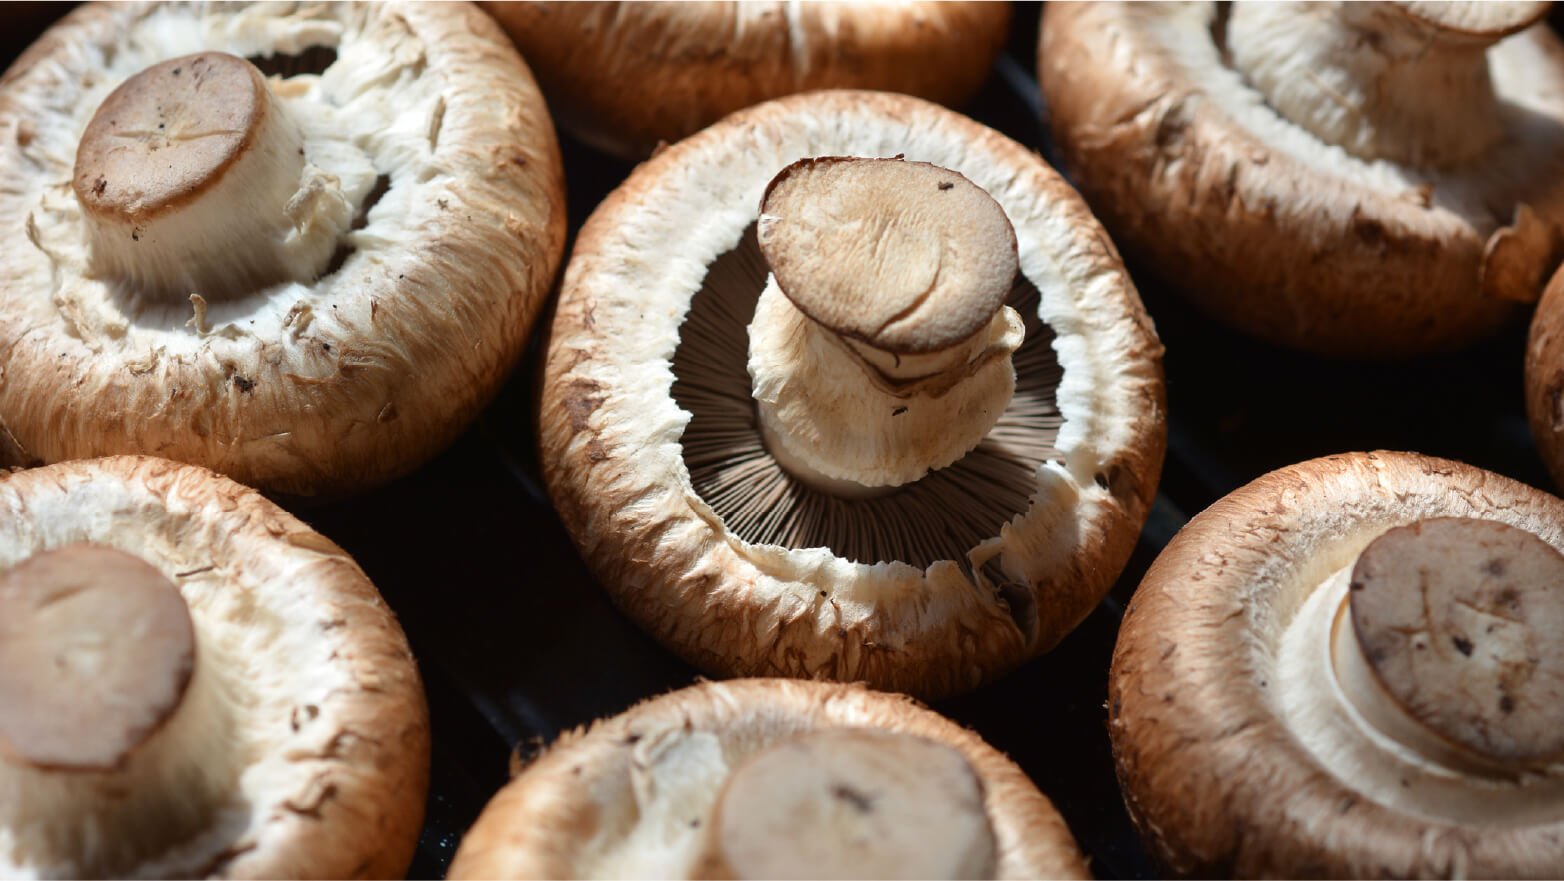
[481,2,1011,159]
[446,679,1088,880]
[540,90,1165,698]
[1111,451,1564,877]
[1040,1,1564,357]
[0,456,428,878]
[0,2,566,497]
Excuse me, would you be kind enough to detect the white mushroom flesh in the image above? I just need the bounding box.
[13,6,438,377]
[1226,1,1544,168]
[748,157,1023,491]
[73,52,352,302]
[0,469,398,877]
[1115,2,1564,234]
[748,276,1024,491]
[1277,565,1564,825]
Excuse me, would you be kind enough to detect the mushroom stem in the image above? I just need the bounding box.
[748,157,1024,492]
[1329,517,1564,776]
[0,544,242,875]
[72,52,352,302]
[693,729,997,880]
[1227,1,1549,168]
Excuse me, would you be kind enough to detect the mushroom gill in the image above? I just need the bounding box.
[670,225,1063,569]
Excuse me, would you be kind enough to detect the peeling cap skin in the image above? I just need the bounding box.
[447,679,1088,880]
[481,2,1011,159]
[1040,2,1564,358]
[1111,451,1564,878]
[0,456,429,878]
[538,90,1166,698]
[0,2,567,497]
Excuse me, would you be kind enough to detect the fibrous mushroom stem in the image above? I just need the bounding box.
[0,544,243,875]
[72,52,352,302]
[748,157,1023,491]
[1227,1,1549,168]
[693,729,997,880]
[1330,518,1564,776]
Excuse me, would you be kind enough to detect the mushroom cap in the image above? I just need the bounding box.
[538,89,1165,698]
[0,456,429,878]
[1525,263,1564,489]
[1392,1,1550,38]
[0,1,566,497]
[1111,451,1564,878]
[481,1,1011,159]
[758,156,1020,355]
[446,678,1089,880]
[1039,2,1564,358]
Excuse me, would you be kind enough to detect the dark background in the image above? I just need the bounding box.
[5,3,1561,878]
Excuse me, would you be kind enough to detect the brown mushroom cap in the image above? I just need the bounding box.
[481,1,1011,159]
[1111,451,1564,878]
[1525,263,1564,488]
[0,456,428,878]
[447,679,1088,880]
[539,90,1165,698]
[1039,2,1564,357]
[0,2,566,497]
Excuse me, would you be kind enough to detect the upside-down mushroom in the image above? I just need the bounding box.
[447,679,1089,880]
[482,1,1011,159]
[1111,451,1564,877]
[0,456,428,878]
[539,90,1165,698]
[0,2,566,497]
[1040,1,1564,357]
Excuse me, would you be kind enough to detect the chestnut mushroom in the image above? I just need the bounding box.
[0,456,428,878]
[1111,451,1564,877]
[0,2,566,497]
[539,90,1165,698]
[447,679,1089,880]
[482,2,1011,159]
[1040,1,1564,357]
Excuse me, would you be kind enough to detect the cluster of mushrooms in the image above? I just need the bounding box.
[6,0,1564,878]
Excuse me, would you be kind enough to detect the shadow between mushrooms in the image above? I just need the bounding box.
[446,679,1089,880]
[0,1,566,497]
[540,90,1165,699]
[0,456,428,878]
[1040,1,1564,357]
[1112,451,1564,878]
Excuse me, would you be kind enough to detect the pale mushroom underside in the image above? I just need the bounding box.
[1112,451,1564,878]
[447,679,1089,880]
[541,90,1165,698]
[1041,2,1564,355]
[0,1,564,496]
[0,457,427,879]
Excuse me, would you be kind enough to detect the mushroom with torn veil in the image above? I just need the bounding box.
[1040,1,1564,357]
[447,679,1089,880]
[0,456,428,878]
[1112,451,1564,877]
[540,90,1166,698]
[0,2,566,497]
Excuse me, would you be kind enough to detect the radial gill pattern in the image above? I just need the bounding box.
[672,226,1064,568]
